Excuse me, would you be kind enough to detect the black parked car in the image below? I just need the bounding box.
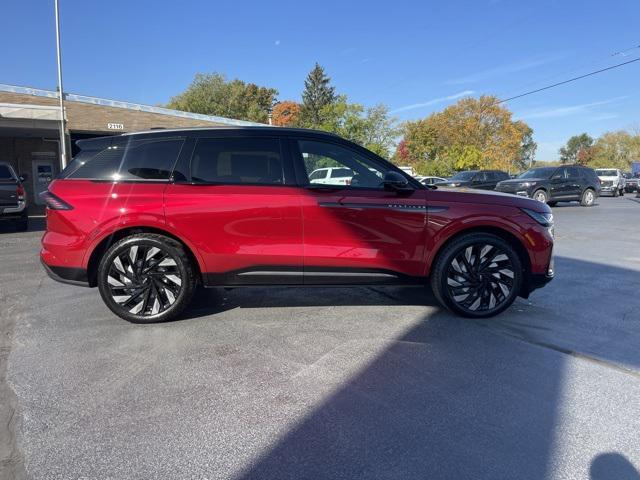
[0,162,28,230]
[436,170,510,190]
[495,165,601,207]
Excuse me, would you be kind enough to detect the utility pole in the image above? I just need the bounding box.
[54,0,68,169]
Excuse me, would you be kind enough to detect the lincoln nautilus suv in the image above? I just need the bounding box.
[40,127,554,323]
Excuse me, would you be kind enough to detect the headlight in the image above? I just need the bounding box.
[521,208,553,227]
[520,181,536,188]
[449,183,460,187]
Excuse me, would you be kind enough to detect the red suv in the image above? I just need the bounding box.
[41,127,554,323]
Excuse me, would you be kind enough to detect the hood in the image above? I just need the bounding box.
[430,187,551,213]
[597,175,618,180]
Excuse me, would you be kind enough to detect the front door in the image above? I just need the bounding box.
[292,138,427,283]
[550,167,571,199]
[164,136,304,285]
[32,158,56,205]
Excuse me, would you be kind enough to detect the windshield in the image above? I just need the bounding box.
[450,171,476,181]
[596,169,617,177]
[518,167,556,179]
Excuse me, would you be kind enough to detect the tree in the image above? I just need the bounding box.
[588,130,640,170]
[300,63,336,127]
[318,97,399,158]
[166,73,278,123]
[517,126,537,171]
[272,101,301,126]
[398,95,534,175]
[558,133,594,164]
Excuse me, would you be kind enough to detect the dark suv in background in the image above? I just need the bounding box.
[0,162,28,231]
[437,170,510,190]
[496,165,600,206]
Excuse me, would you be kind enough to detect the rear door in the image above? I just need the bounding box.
[550,167,569,198]
[565,167,583,199]
[164,134,304,285]
[291,137,427,283]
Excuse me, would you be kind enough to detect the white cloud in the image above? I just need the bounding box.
[274,40,281,46]
[444,55,564,85]
[516,96,628,120]
[390,90,475,114]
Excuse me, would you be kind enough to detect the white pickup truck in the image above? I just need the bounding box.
[595,168,625,197]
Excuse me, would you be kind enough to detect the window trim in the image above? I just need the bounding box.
[183,136,295,187]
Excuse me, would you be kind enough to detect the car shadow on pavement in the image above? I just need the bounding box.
[225,255,640,479]
[181,285,436,320]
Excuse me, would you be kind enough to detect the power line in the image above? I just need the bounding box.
[497,56,640,104]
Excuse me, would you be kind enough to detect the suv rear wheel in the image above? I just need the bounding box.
[580,188,596,207]
[431,233,523,318]
[97,234,196,323]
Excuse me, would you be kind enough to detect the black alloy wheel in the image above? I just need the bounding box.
[98,234,196,323]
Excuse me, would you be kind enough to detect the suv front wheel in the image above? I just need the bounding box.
[431,233,523,318]
[97,234,196,323]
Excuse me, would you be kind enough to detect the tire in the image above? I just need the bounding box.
[580,188,596,207]
[97,234,196,323]
[547,201,557,207]
[430,233,523,318]
[533,189,548,204]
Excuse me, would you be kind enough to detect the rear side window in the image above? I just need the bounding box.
[0,165,15,180]
[62,137,184,181]
[330,168,353,178]
[567,167,581,179]
[190,137,284,185]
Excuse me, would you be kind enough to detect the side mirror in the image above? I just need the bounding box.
[19,174,27,182]
[383,171,413,192]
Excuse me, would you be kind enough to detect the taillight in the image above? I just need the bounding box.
[16,184,25,200]
[345,178,351,185]
[40,191,73,210]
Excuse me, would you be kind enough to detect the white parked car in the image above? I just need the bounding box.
[420,176,448,186]
[308,167,354,185]
[595,168,625,197]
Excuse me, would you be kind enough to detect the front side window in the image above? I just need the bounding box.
[450,171,476,182]
[190,137,284,185]
[298,140,388,189]
[63,137,184,181]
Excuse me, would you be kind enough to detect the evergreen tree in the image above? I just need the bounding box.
[300,63,336,127]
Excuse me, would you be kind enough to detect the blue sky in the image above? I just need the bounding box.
[3,0,639,160]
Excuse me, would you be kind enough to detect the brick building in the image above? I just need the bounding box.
[0,84,260,212]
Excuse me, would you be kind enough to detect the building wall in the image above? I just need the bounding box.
[0,92,228,134]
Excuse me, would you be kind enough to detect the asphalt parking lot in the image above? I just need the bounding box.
[1,196,640,480]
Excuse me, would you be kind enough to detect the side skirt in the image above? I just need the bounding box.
[202,266,427,287]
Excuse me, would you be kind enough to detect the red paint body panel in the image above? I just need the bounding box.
[300,188,427,276]
[164,184,304,276]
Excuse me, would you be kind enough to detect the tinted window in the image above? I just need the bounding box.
[496,171,509,180]
[474,172,488,182]
[298,140,388,189]
[567,167,581,179]
[450,171,476,181]
[0,165,15,180]
[309,169,327,180]
[330,168,353,178]
[518,167,556,179]
[64,137,184,180]
[191,137,284,185]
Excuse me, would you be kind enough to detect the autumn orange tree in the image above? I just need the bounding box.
[397,95,535,176]
[272,101,301,126]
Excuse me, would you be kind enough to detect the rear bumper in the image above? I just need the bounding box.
[0,200,27,218]
[41,258,90,287]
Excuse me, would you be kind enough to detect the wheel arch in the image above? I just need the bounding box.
[85,226,203,287]
[428,225,533,297]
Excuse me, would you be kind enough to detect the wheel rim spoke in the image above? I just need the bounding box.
[446,243,515,313]
[108,244,182,317]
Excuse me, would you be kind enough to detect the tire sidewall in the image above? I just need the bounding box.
[581,188,595,206]
[533,189,548,203]
[97,235,192,323]
[432,234,523,318]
